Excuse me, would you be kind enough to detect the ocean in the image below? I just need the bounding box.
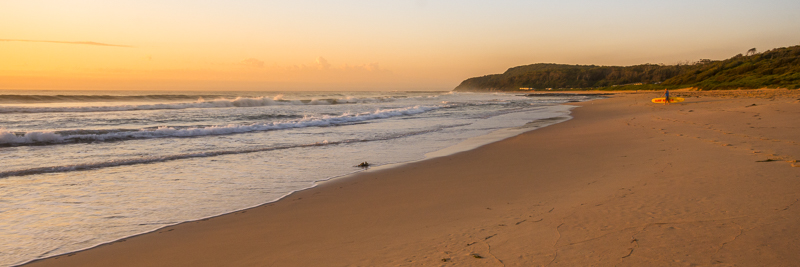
[0,90,597,266]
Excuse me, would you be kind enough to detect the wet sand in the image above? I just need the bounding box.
[25,89,800,266]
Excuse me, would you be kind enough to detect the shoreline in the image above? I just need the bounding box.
[13,94,588,267]
[24,89,800,266]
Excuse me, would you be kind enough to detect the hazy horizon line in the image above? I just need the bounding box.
[0,39,132,47]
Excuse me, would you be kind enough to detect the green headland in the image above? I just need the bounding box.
[454,45,800,92]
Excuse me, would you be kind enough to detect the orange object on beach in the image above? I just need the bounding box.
[651,97,684,103]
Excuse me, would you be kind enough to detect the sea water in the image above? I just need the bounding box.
[0,90,597,266]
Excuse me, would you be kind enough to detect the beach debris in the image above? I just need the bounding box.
[756,159,779,162]
[441,258,450,262]
[355,161,370,168]
[471,253,483,259]
[621,248,635,258]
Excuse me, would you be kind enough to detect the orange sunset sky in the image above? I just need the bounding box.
[2,0,799,91]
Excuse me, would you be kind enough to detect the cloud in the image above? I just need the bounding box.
[236,57,391,81]
[279,57,389,74]
[239,58,265,68]
[316,57,331,69]
[0,39,132,47]
[341,62,385,72]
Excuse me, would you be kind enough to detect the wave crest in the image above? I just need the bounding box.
[0,105,444,146]
[0,95,396,114]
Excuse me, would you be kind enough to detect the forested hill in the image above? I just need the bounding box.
[454,45,800,91]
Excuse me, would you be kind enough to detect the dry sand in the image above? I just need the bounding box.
[25,89,800,266]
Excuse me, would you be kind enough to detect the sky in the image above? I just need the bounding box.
[1,0,799,91]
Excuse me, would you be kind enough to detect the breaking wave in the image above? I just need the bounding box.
[0,95,396,114]
[0,142,328,179]
[0,105,444,147]
[0,122,470,179]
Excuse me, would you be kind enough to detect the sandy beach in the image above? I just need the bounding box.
[24,89,800,266]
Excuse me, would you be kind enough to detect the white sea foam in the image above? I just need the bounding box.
[0,122,468,179]
[0,143,314,179]
[0,95,395,114]
[0,130,64,144]
[0,105,443,146]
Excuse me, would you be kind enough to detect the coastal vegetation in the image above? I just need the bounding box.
[454,45,800,91]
